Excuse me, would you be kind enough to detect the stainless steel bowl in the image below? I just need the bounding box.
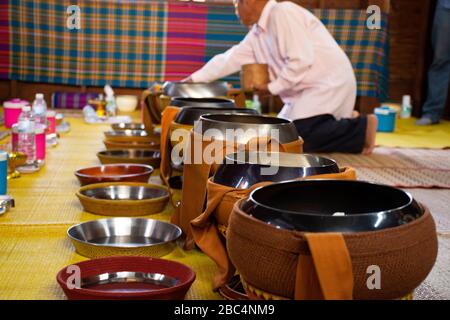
[162,81,229,98]
[80,271,179,289]
[80,184,168,201]
[105,130,148,138]
[67,218,182,258]
[194,114,300,145]
[174,107,258,126]
[97,150,161,167]
[213,152,340,189]
[112,123,146,131]
[170,97,236,109]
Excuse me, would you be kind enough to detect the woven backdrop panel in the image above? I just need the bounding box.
[4,0,388,99]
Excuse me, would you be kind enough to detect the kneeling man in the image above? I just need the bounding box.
[187,0,377,154]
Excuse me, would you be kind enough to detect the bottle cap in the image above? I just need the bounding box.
[36,93,44,100]
[22,106,31,112]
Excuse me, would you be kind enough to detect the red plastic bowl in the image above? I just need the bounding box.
[75,164,154,186]
[57,256,196,300]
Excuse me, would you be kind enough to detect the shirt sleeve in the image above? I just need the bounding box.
[267,7,315,96]
[190,32,256,83]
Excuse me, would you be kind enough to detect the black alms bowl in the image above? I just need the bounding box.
[174,107,258,126]
[213,152,339,189]
[170,97,236,109]
[244,180,423,232]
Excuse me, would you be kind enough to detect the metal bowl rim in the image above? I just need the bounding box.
[56,256,196,296]
[171,96,234,103]
[75,164,154,179]
[67,218,182,249]
[223,152,338,168]
[248,179,416,218]
[198,113,293,126]
[97,150,161,158]
[77,182,170,201]
[104,130,148,137]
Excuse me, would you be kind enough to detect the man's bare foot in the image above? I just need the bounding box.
[362,114,378,155]
[352,110,360,118]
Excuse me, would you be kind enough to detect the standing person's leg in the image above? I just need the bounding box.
[417,3,450,125]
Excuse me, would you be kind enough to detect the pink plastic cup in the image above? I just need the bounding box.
[35,124,46,162]
[46,110,56,135]
[3,99,29,129]
[12,124,46,163]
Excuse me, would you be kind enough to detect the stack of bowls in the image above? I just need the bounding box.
[175,113,304,249]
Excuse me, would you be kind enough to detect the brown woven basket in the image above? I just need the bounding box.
[227,199,438,300]
[76,182,169,217]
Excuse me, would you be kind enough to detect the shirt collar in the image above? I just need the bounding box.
[255,0,277,32]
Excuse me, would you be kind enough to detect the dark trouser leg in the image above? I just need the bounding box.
[294,114,367,153]
[422,3,450,122]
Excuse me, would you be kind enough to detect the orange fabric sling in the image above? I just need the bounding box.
[173,130,303,250]
[296,233,354,300]
[190,167,356,289]
[159,106,181,187]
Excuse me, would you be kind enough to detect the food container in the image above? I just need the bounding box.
[57,256,195,300]
[97,150,161,168]
[169,97,236,109]
[3,99,29,128]
[76,182,169,216]
[375,106,397,132]
[175,113,304,250]
[116,95,139,113]
[104,130,157,144]
[214,152,340,189]
[195,114,300,145]
[246,180,423,232]
[67,218,182,258]
[168,107,259,170]
[173,107,258,127]
[75,164,154,186]
[162,81,229,98]
[227,180,438,300]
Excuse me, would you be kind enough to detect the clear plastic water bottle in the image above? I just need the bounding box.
[32,93,48,127]
[252,94,262,114]
[400,95,412,119]
[17,106,36,165]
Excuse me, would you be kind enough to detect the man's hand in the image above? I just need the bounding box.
[253,83,270,96]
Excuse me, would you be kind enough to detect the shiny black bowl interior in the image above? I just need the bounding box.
[170,97,236,109]
[213,152,339,189]
[174,107,258,126]
[245,180,423,233]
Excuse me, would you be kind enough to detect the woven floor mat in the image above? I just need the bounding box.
[318,147,450,188]
[415,236,450,300]
[356,168,450,188]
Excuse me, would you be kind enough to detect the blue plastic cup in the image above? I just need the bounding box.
[0,151,8,195]
[375,106,397,133]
